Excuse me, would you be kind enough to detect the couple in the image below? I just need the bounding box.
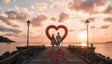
[51,32,61,50]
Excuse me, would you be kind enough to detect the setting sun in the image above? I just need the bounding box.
[81,42,87,46]
[80,33,87,39]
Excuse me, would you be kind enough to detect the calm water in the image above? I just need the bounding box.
[0,42,112,59]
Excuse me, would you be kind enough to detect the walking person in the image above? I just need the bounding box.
[51,34,56,48]
[56,32,61,50]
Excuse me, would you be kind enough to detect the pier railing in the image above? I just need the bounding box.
[68,45,112,64]
[0,45,46,64]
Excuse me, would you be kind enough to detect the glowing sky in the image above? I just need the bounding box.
[0,0,112,43]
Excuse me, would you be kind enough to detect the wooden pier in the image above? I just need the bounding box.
[22,47,88,64]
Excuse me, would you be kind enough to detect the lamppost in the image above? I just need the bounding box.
[27,20,31,48]
[85,20,90,47]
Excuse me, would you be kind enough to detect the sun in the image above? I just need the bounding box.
[80,33,87,39]
[78,32,87,42]
[81,42,87,46]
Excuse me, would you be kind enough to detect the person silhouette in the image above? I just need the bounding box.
[51,34,56,47]
[56,32,61,50]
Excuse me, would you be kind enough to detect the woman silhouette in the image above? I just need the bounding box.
[51,34,56,47]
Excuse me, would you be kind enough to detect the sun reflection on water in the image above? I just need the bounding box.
[81,42,87,46]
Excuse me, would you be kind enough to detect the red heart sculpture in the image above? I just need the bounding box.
[46,25,68,45]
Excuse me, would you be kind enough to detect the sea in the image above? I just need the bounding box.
[0,42,112,59]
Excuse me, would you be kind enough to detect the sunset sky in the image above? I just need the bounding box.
[0,0,112,43]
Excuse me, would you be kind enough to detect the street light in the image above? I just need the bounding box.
[85,20,90,47]
[27,20,31,48]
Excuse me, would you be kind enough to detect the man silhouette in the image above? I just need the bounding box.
[56,32,61,50]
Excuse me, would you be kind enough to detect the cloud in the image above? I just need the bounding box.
[31,14,48,27]
[101,25,110,29]
[103,5,112,14]
[2,32,19,37]
[2,33,27,39]
[81,17,95,23]
[0,25,22,34]
[80,28,86,31]
[50,17,57,21]
[50,2,59,9]
[0,14,19,27]
[4,8,29,24]
[58,12,69,22]
[0,7,2,13]
[2,0,11,4]
[90,26,95,29]
[67,0,94,13]
[88,17,95,22]
[94,0,108,6]
[36,3,48,11]
[5,9,29,22]
[16,34,42,39]
[5,10,17,19]
[14,6,19,11]
[51,4,59,9]
[16,12,29,22]
[69,29,74,32]
[67,0,111,14]
[104,17,112,23]
[30,5,35,11]
[30,35,40,39]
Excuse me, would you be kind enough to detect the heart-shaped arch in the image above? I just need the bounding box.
[45,25,68,45]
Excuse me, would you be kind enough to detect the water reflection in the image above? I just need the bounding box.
[0,42,16,55]
[94,43,112,59]
[0,42,45,55]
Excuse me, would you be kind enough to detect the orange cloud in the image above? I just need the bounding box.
[80,28,86,31]
[50,17,57,21]
[2,0,11,4]
[51,4,59,9]
[5,9,29,22]
[30,5,35,11]
[90,25,95,29]
[0,25,21,34]
[103,5,112,14]
[67,0,94,13]
[31,14,48,27]
[88,17,95,22]
[104,17,112,23]
[101,25,110,29]
[58,12,69,22]
[0,14,19,27]
[50,2,59,9]
[36,3,48,11]
[67,0,112,14]
[69,29,74,32]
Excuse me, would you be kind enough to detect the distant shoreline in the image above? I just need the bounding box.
[0,41,15,43]
[106,41,112,43]
[0,36,15,43]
